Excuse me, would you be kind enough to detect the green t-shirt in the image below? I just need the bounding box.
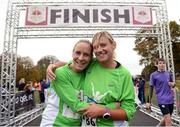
[40,64,89,127]
[83,59,136,126]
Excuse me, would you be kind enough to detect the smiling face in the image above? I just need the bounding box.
[92,32,116,64]
[71,40,92,72]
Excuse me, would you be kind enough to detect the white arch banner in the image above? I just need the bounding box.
[25,5,153,26]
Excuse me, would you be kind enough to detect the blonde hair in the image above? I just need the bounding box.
[92,31,116,45]
[92,31,116,59]
[19,78,25,84]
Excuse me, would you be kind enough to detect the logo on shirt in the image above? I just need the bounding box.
[91,82,108,102]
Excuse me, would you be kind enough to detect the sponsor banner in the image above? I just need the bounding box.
[15,91,35,115]
[25,5,153,27]
[25,6,48,25]
[132,6,152,25]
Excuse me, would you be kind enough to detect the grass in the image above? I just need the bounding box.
[144,79,180,106]
[33,90,40,104]
[176,79,180,90]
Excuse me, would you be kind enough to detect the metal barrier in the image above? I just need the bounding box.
[140,105,180,127]
[5,87,180,126]
[6,104,45,126]
[6,103,180,126]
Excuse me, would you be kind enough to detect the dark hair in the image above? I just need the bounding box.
[73,39,93,57]
[156,58,166,64]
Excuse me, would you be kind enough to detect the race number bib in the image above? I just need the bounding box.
[81,115,97,126]
[62,104,80,119]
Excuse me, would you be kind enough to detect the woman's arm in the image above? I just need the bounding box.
[52,68,89,113]
[78,103,127,120]
[80,72,136,121]
[117,72,136,121]
[46,61,67,80]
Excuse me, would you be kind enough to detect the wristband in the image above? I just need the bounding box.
[103,108,111,119]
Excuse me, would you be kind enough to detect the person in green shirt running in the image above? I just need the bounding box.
[40,39,93,127]
[47,31,136,126]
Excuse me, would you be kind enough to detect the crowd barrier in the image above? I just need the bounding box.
[15,91,36,116]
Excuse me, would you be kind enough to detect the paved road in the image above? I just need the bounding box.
[25,107,159,126]
[129,108,159,126]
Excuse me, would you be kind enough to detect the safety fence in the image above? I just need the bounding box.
[140,105,180,126]
[6,104,44,126]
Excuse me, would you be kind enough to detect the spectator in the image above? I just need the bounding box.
[16,78,26,91]
[39,79,50,103]
[138,77,146,106]
[24,81,35,93]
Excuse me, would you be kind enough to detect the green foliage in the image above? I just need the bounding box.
[133,29,159,66]
[33,90,40,104]
[16,55,58,84]
[176,80,180,90]
[169,21,180,74]
[141,63,157,81]
[37,55,59,80]
[134,21,180,76]
[16,56,34,84]
[170,21,180,40]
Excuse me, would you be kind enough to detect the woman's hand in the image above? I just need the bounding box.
[46,64,56,80]
[78,102,121,118]
[78,103,105,118]
[46,61,67,80]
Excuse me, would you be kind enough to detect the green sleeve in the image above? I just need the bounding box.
[105,103,116,109]
[120,71,136,121]
[52,69,89,113]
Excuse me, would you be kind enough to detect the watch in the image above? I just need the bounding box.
[103,108,111,119]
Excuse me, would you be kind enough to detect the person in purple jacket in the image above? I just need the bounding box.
[149,58,175,126]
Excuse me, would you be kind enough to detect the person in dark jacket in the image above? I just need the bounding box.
[39,79,50,103]
[138,77,146,105]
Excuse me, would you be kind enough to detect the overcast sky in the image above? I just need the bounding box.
[0,0,180,75]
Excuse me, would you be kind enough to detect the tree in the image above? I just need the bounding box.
[134,21,180,78]
[16,56,43,84]
[36,55,59,80]
[141,63,157,80]
[169,21,180,76]
[133,35,158,66]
